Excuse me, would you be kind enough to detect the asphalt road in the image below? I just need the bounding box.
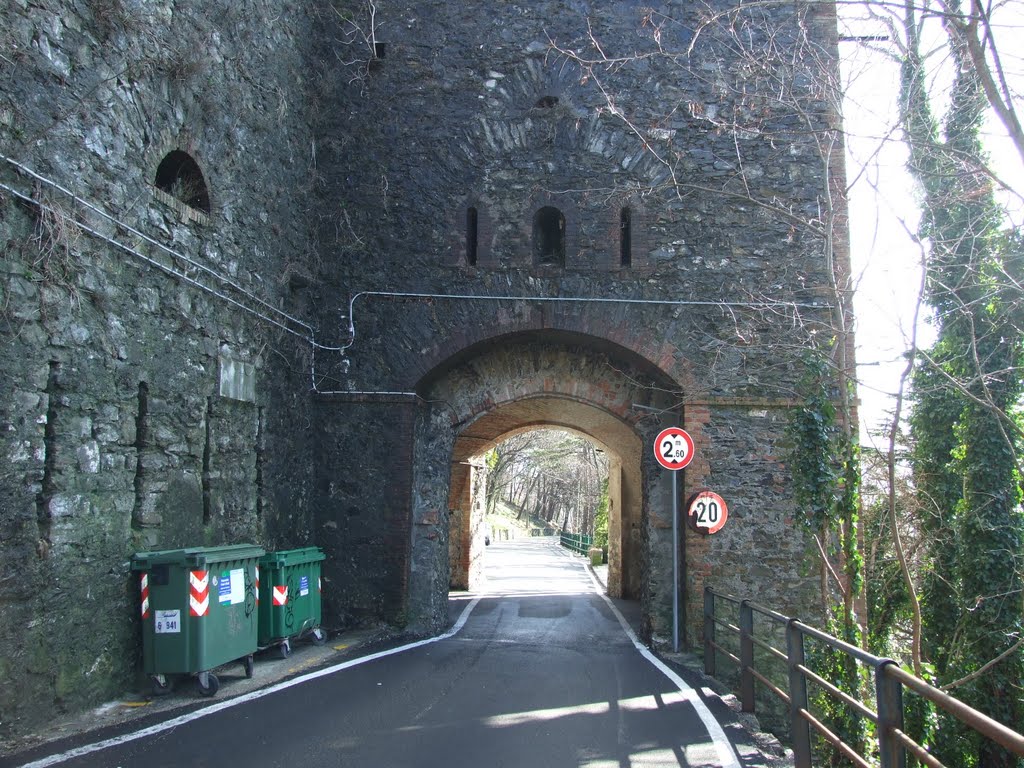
[16,538,760,768]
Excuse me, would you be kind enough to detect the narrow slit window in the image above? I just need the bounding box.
[620,207,632,268]
[533,206,565,266]
[466,207,478,266]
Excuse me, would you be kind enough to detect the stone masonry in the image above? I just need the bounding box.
[1,0,850,738]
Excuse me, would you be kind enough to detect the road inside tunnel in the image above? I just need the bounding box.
[407,333,688,656]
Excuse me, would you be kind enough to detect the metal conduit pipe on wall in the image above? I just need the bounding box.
[340,290,831,355]
[2,156,834,399]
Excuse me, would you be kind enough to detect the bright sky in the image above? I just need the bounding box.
[839,1,1024,445]
[842,42,926,444]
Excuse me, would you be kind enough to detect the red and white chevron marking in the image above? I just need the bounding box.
[140,573,150,619]
[255,566,260,605]
[189,570,209,616]
[272,585,288,606]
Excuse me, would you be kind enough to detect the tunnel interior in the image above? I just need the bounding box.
[447,397,643,600]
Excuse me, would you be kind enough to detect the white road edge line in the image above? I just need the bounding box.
[18,597,482,768]
[580,556,743,768]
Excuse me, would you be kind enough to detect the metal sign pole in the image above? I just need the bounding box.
[673,469,679,653]
[653,426,693,656]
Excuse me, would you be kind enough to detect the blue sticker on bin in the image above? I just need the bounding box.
[219,571,232,603]
[300,575,309,597]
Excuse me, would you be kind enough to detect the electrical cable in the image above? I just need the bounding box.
[0,180,314,344]
[1,154,321,341]
[341,290,828,353]
[3,156,831,400]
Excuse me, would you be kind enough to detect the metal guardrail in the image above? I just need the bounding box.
[559,532,592,556]
[704,587,1024,767]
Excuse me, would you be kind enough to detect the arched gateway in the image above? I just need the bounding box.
[408,332,678,630]
[300,0,847,652]
[314,292,830,648]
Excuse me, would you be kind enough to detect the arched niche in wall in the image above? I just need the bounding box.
[610,198,647,271]
[533,206,565,266]
[154,150,211,214]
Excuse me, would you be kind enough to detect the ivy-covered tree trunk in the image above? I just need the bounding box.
[900,0,1024,763]
[910,354,963,678]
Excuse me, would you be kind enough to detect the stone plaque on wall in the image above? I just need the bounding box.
[219,355,256,402]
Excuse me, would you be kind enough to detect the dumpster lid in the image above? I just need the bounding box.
[259,547,326,568]
[131,544,266,570]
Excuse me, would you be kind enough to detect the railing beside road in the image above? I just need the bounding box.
[704,587,1024,767]
[559,532,592,556]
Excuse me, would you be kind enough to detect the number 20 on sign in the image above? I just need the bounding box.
[687,491,729,534]
[654,427,695,470]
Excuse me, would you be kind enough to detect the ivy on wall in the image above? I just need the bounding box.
[787,351,866,765]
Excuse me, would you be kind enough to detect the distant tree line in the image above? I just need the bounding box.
[486,430,607,537]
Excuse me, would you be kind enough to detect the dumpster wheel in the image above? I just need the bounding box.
[243,654,254,679]
[197,671,220,697]
[311,627,327,646]
[276,638,292,660]
[151,674,172,697]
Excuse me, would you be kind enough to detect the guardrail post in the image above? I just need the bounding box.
[787,619,812,768]
[876,661,905,768]
[704,587,716,677]
[740,599,754,713]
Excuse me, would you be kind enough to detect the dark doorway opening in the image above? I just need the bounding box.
[155,150,211,214]
[533,206,565,266]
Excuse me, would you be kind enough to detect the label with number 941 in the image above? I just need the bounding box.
[155,609,181,634]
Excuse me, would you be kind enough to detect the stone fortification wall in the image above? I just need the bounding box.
[0,0,319,735]
[0,0,849,738]
[310,0,841,635]
[313,1,838,391]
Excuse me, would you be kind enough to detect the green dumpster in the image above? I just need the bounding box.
[258,547,327,657]
[131,544,264,697]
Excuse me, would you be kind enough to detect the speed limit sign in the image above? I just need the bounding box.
[654,427,695,470]
[687,491,729,534]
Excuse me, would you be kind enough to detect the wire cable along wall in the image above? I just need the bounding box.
[2,155,834,398]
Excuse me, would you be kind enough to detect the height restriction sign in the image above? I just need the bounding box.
[654,427,695,470]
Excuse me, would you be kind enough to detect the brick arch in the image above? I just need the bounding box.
[446,395,643,604]
[412,325,694,397]
[406,331,685,634]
